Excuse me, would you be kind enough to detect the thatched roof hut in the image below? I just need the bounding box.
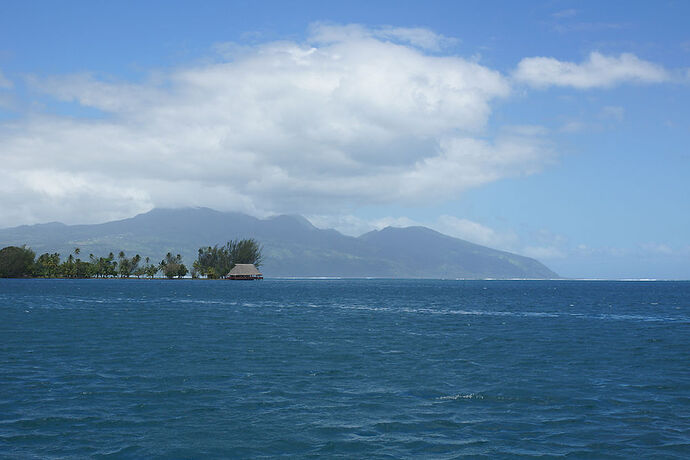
[226,264,263,280]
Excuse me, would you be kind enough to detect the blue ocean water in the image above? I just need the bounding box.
[1,279,688,458]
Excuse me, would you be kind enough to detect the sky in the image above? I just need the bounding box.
[0,0,688,279]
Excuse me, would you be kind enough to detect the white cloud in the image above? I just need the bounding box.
[1,24,557,228]
[0,69,12,89]
[0,168,153,228]
[514,51,669,88]
[399,130,552,201]
[435,215,517,249]
[28,74,163,113]
[308,23,457,51]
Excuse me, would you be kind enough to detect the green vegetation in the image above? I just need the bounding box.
[192,239,263,279]
[159,253,188,279]
[0,239,262,279]
[0,246,36,278]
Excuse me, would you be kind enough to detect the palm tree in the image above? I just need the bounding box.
[118,251,130,278]
[66,253,75,278]
[145,256,158,279]
[89,253,100,278]
[106,252,117,278]
[131,254,142,278]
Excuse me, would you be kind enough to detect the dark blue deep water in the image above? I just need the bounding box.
[1,279,689,458]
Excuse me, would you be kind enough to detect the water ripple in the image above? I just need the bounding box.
[1,279,688,458]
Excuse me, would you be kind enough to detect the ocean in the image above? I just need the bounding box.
[1,279,688,458]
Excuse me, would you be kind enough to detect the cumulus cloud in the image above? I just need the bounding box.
[1,25,549,227]
[1,24,556,227]
[514,51,669,88]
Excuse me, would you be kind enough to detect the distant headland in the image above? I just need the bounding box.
[0,208,558,279]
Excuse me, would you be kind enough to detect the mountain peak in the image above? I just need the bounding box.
[0,207,558,278]
[137,207,223,218]
[360,225,450,241]
[267,214,317,230]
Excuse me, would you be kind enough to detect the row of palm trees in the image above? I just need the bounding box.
[1,239,262,279]
[33,248,187,279]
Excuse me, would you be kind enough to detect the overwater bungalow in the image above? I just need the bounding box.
[225,264,263,280]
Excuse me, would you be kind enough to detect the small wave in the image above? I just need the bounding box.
[174,299,228,305]
[273,277,343,280]
[438,393,484,400]
[321,302,689,324]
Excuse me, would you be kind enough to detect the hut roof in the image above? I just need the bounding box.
[226,264,262,276]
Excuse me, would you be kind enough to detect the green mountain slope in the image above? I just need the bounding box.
[0,208,559,279]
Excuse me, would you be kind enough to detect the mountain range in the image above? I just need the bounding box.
[0,208,558,279]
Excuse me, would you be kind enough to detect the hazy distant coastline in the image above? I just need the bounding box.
[0,208,558,280]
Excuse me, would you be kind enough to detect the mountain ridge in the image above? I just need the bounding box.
[0,208,559,279]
